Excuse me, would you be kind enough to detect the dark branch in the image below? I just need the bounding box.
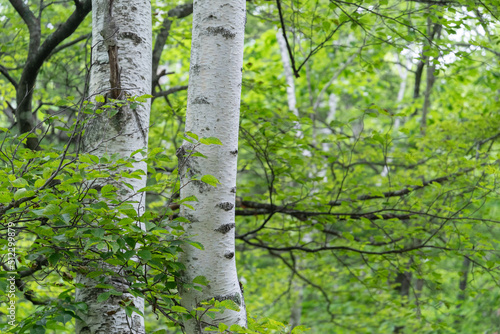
[152,2,193,90]
[153,85,188,99]
[49,33,91,58]
[239,237,452,255]
[8,0,38,33]
[329,169,472,206]
[0,65,18,88]
[275,0,300,78]
[32,0,92,73]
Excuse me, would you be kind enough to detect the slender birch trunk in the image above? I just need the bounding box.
[380,56,410,178]
[75,1,151,333]
[176,0,247,332]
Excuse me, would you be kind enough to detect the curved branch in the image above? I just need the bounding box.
[8,0,38,33]
[152,2,193,90]
[152,85,188,99]
[0,65,18,88]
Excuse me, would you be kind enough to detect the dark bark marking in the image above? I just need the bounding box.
[213,292,241,306]
[120,31,142,45]
[184,213,200,223]
[230,187,236,193]
[214,223,235,234]
[192,96,210,104]
[206,26,236,39]
[193,180,212,194]
[80,327,91,334]
[192,64,201,75]
[204,14,218,21]
[230,149,238,155]
[224,251,234,259]
[216,202,234,211]
[176,145,187,161]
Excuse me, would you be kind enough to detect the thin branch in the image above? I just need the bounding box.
[49,33,91,57]
[312,52,357,112]
[455,42,500,57]
[152,2,193,90]
[0,65,18,88]
[275,0,300,78]
[329,168,472,206]
[8,0,38,33]
[153,85,188,99]
[32,0,92,72]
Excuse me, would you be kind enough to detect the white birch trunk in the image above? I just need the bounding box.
[380,56,410,178]
[176,1,247,332]
[327,93,338,124]
[276,30,298,119]
[76,1,151,333]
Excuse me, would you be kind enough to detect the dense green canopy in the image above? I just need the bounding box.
[1,0,500,333]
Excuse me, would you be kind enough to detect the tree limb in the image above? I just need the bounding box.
[152,2,193,90]
[153,85,188,99]
[0,65,18,88]
[8,0,38,33]
[49,33,91,58]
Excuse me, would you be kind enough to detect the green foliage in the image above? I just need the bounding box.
[2,0,500,333]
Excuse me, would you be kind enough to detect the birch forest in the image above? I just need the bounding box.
[1,0,500,333]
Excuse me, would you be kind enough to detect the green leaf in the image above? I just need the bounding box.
[200,137,222,145]
[11,177,28,187]
[193,275,209,286]
[30,325,46,334]
[201,175,220,187]
[48,252,63,265]
[230,324,244,331]
[95,95,105,103]
[291,325,310,333]
[55,312,74,325]
[0,191,12,203]
[185,131,199,140]
[187,241,204,250]
[218,323,228,332]
[14,188,34,200]
[43,204,60,215]
[97,292,111,303]
[171,305,189,314]
[178,195,198,204]
[137,249,152,261]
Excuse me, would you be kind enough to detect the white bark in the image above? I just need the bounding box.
[177,1,247,332]
[327,93,338,124]
[276,30,298,118]
[76,1,151,333]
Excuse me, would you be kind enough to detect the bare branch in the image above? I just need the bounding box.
[153,85,188,99]
[0,65,18,88]
[49,33,91,58]
[152,2,193,90]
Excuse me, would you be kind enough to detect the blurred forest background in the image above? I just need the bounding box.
[1,0,500,333]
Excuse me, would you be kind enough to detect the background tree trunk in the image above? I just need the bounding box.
[176,0,247,332]
[75,0,151,333]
